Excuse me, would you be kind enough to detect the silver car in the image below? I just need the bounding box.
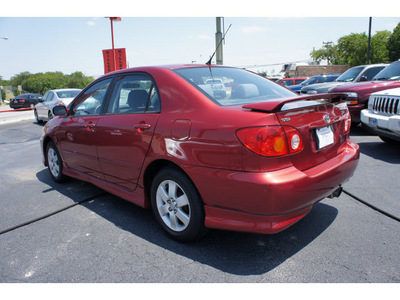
[34,88,81,122]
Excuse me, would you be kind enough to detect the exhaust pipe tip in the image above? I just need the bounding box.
[328,186,343,199]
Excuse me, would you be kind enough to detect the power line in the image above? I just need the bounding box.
[236,59,312,69]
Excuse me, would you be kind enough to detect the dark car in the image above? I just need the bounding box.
[288,74,340,93]
[40,64,359,242]
[300,64,388,95]
[330,60,400,123]
[9,93,43,109]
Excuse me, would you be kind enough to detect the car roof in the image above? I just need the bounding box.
[96,64,235,79]
[48,88,82,92]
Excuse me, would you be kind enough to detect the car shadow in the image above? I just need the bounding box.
[356,141,400,164]
[36,169,338,276]
[349,123,373,136]
[32,120,45,127]
[349,124,400,164]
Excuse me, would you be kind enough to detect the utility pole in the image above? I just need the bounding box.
[367,17,372,64]
[215,17,223,65]
[323,41,333,65]
[107,17,121,71]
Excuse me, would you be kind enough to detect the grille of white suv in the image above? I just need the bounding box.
[371,96,400,115]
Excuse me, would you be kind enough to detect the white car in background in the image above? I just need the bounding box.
[34,88,81,122]
[361,87,400,144]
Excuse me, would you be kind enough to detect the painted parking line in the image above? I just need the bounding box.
[0,107,34,113]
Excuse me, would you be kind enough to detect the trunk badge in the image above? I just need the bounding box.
[323,115,331,124]
[281,117,291,123]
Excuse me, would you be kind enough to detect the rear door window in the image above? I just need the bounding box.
[106,74,161,114]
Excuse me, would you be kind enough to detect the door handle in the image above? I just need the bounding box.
[134,122,151,132]
[84,121,96,131]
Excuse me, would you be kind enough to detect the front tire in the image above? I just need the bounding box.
[34,109,42,123]
[46,142,66,183]
[150,167,206,242]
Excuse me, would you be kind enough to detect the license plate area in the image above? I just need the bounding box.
[315,125,334,150]
[369,117,377,127]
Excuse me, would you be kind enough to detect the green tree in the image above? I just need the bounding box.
[67,71,94,89]
[370,30,391,63]
[310,43,343,65]
[336,33,369,66]
[10,71,32,88]
[388,22,400,61]
[9,71,94,94]
[311,30,393,67]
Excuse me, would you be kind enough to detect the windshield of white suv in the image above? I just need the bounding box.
[335,66,363,82]
[173,67,296,106]
[373,62,400,81]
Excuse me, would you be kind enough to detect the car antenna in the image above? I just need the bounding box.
[206,24,232,65]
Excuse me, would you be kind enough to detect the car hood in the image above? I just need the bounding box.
[329,80,400,93]
[301,81,345,92]
[370,86,400,97]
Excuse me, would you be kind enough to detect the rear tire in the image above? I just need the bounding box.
[46,142,67,183]
[150,167,207,242]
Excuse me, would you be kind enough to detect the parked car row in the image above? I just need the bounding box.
[300,64,388,95]
[287,74,341,93]
[330,60,400,124]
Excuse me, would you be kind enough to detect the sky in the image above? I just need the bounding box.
[1,1,400,80]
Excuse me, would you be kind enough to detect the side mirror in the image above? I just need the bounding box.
[53,105,68,116]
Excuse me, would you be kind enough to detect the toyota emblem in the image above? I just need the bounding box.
[323,115,331,124]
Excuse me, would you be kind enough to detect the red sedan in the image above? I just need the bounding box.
[40,64,359,242]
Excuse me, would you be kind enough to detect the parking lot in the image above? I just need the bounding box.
[0,107,399,283]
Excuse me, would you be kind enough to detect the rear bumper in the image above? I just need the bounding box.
[361,109,400,141]
[10,103,28,109]
[184,139,359,234]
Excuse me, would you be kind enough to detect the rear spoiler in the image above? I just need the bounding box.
[242,93,347,113]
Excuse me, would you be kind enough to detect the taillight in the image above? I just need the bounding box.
[343,113,351,134]
[283,126,304,153]
[236,126,303,157]
[20,99,26,102]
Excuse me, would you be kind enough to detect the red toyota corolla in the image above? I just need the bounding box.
[40,65,360,241]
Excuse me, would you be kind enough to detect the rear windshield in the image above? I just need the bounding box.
[173,67,296,106]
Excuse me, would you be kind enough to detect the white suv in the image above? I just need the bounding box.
[361,87,400,144]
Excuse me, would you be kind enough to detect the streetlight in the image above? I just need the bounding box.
[106,17,121,71]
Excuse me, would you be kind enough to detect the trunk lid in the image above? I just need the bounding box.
[243,94,350,171]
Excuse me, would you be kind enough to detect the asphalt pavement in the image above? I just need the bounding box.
[0,111,399,284]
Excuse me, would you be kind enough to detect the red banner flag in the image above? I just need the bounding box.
[102,48,127,74]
